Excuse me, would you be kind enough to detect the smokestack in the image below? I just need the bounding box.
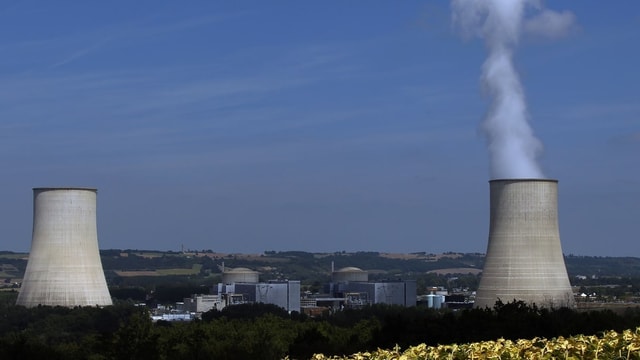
[16,188,112,307]
[475,179,575,309]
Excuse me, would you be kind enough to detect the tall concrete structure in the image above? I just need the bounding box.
[475,179,575,309]
[16,188,112,307]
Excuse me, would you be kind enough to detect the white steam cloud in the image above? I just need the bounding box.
[451,0,576,179]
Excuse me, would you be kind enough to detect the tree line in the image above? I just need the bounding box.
[2,300,640,359]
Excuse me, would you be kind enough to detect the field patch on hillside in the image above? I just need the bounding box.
[115,264,202,277]
[427,267,482,275]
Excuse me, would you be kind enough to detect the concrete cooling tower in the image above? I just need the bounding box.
[475,179,575,309]
[16,188,112,307]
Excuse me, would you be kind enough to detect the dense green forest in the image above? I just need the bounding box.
[2,295,640,360]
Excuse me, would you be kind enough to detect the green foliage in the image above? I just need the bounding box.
[3,302,640,359]
[202,302,290,321]
[565,255,640,277]
[153,284,210,303]
[0,290,18,306]
[111,311,159,360]
[0,304,144,359]
[108,287,147,302]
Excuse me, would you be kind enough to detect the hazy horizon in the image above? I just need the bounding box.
[1,247,634,258]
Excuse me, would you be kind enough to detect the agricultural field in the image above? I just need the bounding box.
[114,264,202,277]
[0,252,27,260]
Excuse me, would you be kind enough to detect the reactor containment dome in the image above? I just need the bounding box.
[332,267,369,283]
[222,267,260,284]
[16,188,112,307]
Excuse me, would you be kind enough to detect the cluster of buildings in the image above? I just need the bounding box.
[153,265,421,321]
[178,267,300,315]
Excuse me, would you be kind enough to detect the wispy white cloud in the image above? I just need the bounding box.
[50,36,115,68]
[0,8,235,71]
[524,9,577,39]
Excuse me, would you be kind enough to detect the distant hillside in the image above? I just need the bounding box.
[564,255,640,278]
[4,250,640,288]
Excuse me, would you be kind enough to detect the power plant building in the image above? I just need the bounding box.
[215,266,301,312]
[182,294,224,313]
[475,179,575,309]
[336,281,417,307]
[332,267,368,283]
[213,280,301,313]
[16,188,112,307]
[323,267,416,308]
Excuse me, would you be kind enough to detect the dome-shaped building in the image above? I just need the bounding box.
[222,267,259,284]
[332,267,368,283]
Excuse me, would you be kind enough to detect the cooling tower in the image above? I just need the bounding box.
[16,188,112,307]
[475,179,575,309]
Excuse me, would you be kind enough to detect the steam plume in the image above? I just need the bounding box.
[451,0,575,179]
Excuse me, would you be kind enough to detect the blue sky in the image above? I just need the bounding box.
[0,1,638,256]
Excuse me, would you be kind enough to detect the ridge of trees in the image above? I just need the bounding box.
[2,298,640,359]
[5,250,640,278]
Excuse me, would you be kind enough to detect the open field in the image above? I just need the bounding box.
[0,253,28,260]
[114,264,202,277]
[0,264,20,279]
[576,302,640,314]
[428,267,482,275]
[379,252,468,261]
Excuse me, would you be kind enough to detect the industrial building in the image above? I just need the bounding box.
[331,266,416,307]
[475,179,575,309]
[303,266,417,311]
[182,294,224,313]
[416,287,449,309]
[333,280,417,307]
[207,267,301,313]
[16,188,112,307]
[213,281,301,313]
